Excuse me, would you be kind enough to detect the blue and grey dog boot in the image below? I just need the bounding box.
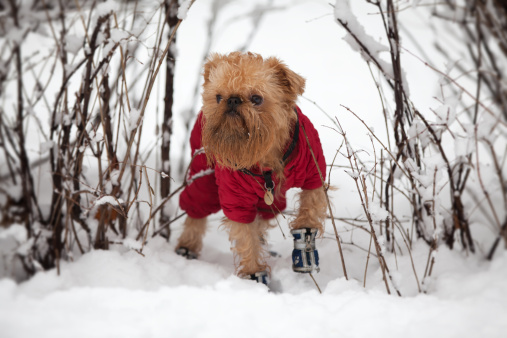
[291,228,320,273]
[175,247,198,260]
[249,271,269,285]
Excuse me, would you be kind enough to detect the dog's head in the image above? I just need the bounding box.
[201,52,305,170]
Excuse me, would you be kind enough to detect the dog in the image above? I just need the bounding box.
[176,52,327,283]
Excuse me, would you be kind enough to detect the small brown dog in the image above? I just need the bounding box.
[177,52,327,283]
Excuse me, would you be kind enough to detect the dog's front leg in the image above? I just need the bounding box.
[291,187,327,232]
[224,218,269,282]
[290,187,327,273]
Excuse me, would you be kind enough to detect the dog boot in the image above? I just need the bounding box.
[175,247,198,260]
[249,270,269,285]
[291,228,320,273]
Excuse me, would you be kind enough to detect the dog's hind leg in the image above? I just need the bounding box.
[175,216,207,259]
[224,218,269,279]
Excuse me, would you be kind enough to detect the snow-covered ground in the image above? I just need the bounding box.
[1,224,506,337]
[1,0,506,337]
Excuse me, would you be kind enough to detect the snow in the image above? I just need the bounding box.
[368,202,390,222]
[94,195,124,207]
[186,168,215,185]
[0,237,506,337]
[64,35,83,55]
[1,0,507,337]
[129,108,141,131]
[95,0,118,17]
[335,0,393,79]
[110,28,130,43]
[102,40,115,57]
[122,238,143,250]
[455,136,473,157]
[5,27,25,44]
[39,140,54,154]
[163,130,171,146]
[177,0,194,20]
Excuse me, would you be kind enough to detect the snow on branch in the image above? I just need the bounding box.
[334,0,393,79]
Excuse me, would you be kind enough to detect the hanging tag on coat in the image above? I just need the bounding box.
[264,189,274,205]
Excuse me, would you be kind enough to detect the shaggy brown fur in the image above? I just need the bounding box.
[290,188,327,235]
[176,216,207,255]
[201,52,305,182]
[177,52,327,276]
[223,218,271,276]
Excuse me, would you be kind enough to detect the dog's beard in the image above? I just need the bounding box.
[202,109,276,170]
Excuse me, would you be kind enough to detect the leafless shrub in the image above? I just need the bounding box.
[0,0,195,277]
[331,0,506,292]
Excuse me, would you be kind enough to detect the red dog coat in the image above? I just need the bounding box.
[179,106,326,224]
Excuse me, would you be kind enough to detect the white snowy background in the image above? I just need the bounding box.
[1,0,506,337]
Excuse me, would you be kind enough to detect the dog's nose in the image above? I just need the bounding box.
[227,96,242,109]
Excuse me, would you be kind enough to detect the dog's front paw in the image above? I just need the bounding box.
[291,228,320,273]
[175,247,198,260]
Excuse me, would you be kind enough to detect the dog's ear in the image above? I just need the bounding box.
[203,53,224,86]
[266,57,306,99]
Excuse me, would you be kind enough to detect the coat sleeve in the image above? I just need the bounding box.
[179,112,221,218]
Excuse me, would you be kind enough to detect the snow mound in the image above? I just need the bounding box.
[1,233,506,337]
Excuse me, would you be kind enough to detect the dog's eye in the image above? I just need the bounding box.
[216,95,223,103]
[250,95,263,106]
